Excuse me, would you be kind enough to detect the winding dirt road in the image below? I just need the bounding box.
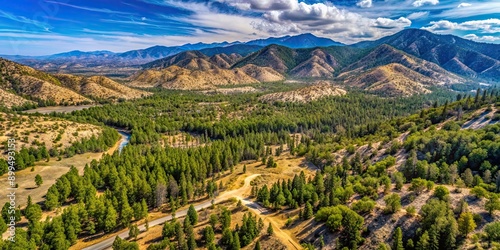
[83,174,303,250]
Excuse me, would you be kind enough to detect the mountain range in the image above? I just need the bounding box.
[1,33,342,72]
[352,29,500,81]
[131,29,497,95]
[1,29,499,101]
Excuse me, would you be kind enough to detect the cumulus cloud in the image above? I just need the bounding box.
[464,34,500,42]
[248,1,411,44]
[422,18,500,34]
[356,0,372,8]
[412,0,439,7]
[457,3,472,8]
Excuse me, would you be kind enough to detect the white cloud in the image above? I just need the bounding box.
[248,0,298,11]
[457,3,472,8]
[250,1,411,44]
[412,0,439,7]
[407,11,429,20]
[45,0,132,15]
[463,34,500,42]
[436,2,500,18]
[356,0,372,8]
[422,18,500,34]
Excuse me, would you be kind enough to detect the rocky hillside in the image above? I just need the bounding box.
[0,58,149,108]
[131,50,285,89]
[259,81,346,103]
[343,63,433,96]
[342,44,464,85]
[352,29,500,81]
[129,66,259,90]
[54,74,151,101]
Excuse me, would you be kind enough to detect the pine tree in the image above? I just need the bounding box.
[232,231,241,250]
[254,241,261,250]
[187,226,197,250]
[35,174,43,187]
[416,231,429,250]
[458,212,476,237]
[267,222,274,236]
[129,224,140,240]
[104,206,118,233]
[204,226,215,245]
[303,201,313,219]
[393,227,404,250]
[187,205,198,226]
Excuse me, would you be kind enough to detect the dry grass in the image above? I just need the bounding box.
[0,112,101,156]
[0,132,124,208]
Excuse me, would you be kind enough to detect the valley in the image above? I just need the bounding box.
[0,28,500,250]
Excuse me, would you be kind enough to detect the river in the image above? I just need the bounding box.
[23,105,131,152]
[117,130,131,153]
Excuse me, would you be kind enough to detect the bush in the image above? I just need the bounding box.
[485,222,500,242]
[352,197,375,214]
[406,206,416,216]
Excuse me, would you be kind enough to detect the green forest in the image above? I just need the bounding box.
[1,86,499,250]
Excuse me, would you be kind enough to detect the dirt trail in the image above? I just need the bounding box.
[462,106,498,129]
[81,174,260,250]
[238,196,302,250]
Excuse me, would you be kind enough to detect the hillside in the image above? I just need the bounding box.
[341,44,464,85]
[343,63,433,96]
[0,58,91,106]
[54,74,151,101]
[352,29,500,81]
[129,66,259,90]
[259,81,346,103]
[232,45,363,78]
[0,58,149,108]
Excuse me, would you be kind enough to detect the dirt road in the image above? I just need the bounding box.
[83,173,303,250]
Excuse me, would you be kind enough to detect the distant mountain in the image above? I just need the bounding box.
[131,50,284,89]
[0,58,150,108]
[1,34,343,74]
[199,44,262,57]
[232,45,364,77]
[339,44,464,95]
[351,29,500,81]
[246,33,344,48]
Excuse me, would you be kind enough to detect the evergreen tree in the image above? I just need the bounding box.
[129,224,140,240]
[303,201,313,219]
[267,222,274,236]
[187,205,198,226]
[35,174,43,187]
[393,227,404,250]
[232,231,241,250]
[254,241,261,250]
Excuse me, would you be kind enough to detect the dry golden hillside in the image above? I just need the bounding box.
[0,89,35,108]
[259,81,346,103]
[342,45,464,85]
[0,58,92,105]
[130,65,259,90]
[343,63,433,96]
[0,112,101,157]
[240,64,285,82]
[54,74,151,100]
[0,58,150,107]
[290,49,338,78]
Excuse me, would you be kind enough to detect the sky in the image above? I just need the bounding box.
[0,0,499,55]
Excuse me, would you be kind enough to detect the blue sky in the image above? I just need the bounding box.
[0,0,499,55]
